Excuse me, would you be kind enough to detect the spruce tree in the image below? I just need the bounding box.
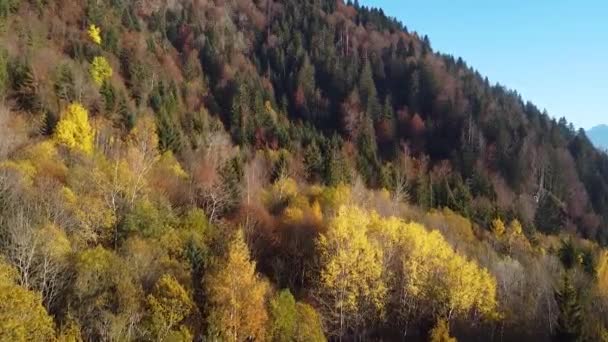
[554,275,583,342]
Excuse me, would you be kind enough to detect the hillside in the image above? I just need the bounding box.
[0,0,608,340]
[589,124,608,149]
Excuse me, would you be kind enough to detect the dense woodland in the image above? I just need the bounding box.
[0,0,608,341]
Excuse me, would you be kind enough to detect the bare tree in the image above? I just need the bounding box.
[0,103,27,159]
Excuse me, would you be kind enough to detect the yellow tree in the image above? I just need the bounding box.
[395,221,498,322]
[598,251,608,298]
[54,102,94,154]
[147,274,194,341]
[90,56,112,86]
[294,303,326,342]
[87,24,102,45]
[0,258,56,341]
[205,230,269,341]
[491,218,506,238]
[428,319,457,342]
[316,205,386,339]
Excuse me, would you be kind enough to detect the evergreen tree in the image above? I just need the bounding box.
[535,196,565,234]
[358,59,381,121]
[554,275,583,342]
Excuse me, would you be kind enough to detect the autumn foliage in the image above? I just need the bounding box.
[0,0,607,341]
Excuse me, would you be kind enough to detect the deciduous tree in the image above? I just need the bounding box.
[206,230,269,341]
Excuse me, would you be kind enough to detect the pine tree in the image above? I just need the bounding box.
[358,59,381,121]
[554,275,583,342]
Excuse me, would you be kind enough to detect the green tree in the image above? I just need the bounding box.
[90,56,113,86]
[358,59,381,121]
[269,290,297,342]
[294,303,326,342]
[554,275,583,342]
[146,274,194,341]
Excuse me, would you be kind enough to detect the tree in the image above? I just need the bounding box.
[54,102,94,154]
[316,206,386,339]
[358,59,381,121]
[146,274,194,341]
[294,303,326,342]
[206,230,269,341]
[269,290,297,342]
[558,239,578,270]
[491,218,506,238]
[0,258,56,342]
[87,24,102,45]
[554,275,583,342]
[383,219,498,328]
[90,56,113,86]
[428,319,457,342]
[267,289,326,342]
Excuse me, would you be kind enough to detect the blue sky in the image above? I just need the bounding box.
[360,1,608,129]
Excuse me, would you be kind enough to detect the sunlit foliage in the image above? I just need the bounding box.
[0,259,55,342]
[206,230,269,341]
[87,24,102,45]
[90,56,112,86]
[54,103,94,154]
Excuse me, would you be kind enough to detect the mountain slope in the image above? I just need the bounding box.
[0,0,608,341]
[589,124,608,149]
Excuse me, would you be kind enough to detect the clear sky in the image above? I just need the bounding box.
[360,0,608,130]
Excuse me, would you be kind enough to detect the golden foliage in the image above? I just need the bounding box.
[206,230,269,341]
[264,177,299,206]
[598,251,608,298]
[147,274,194,340]
[54,103,94,154]
[0,259,56,342]
[87,24,102,45]
[397,221,498,318]
[317,206,387,335]
[0,141,67,183]
[90,56,112,86]
[428,319,457,342]
[491,218,506,238]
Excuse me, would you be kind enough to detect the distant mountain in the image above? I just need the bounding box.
[588,125,608,149]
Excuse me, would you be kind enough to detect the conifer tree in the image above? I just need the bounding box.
[554,275,583,342]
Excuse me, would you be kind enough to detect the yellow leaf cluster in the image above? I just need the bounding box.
[318,204,498,330]
[283,206,305,223]
[147,274,194,340]
[508,219,523,236]
[598,251,608,298]
[397,222,498,318]
[87,24,102,45]
[206,230,269,341]
[429,319,457,342]
[90,56,113,86]
[54,103,94,154]
[157,151,188,179]
[319,184,351,211]
[264,177,299,207]
[0,141,67,183]
[265,100,278,121]
[317,206,387,331]
[0,259,56,341]
[491,218,506,238]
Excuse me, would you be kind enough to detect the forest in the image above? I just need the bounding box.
[0,0,608,341]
